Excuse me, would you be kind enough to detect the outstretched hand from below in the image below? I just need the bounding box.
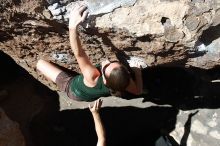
[89,99,103,113]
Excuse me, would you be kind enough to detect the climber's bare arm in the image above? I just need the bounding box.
[69,5,100,87]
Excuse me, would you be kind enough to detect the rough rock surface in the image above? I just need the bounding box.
[0,0,220,146]
[170,109,220,146]
[45,0,220,68]
[0,0,220,85]
[59,93,220,146]
[0,108,25,146]
[93,0,220,68]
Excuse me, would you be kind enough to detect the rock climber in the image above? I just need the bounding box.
[36,4,143,101]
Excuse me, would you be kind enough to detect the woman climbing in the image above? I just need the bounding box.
[36,4,143,101]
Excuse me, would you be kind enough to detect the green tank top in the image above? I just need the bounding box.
[70,75,110,101]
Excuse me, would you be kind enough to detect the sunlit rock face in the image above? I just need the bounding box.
[170,110,220,146]
[0,0,219,79]
[85,0,137,15]
[95,0,188,37]
[46,0,220,68]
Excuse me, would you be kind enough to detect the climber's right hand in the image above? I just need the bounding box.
[69,4,89,29]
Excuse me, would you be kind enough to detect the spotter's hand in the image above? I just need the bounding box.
[89,99,103,113]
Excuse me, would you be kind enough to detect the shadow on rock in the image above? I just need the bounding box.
[30,106,178,146]
[138,66,220,110]
[0,50,60,146]
[200,24,220,46]
[157,111,198,146]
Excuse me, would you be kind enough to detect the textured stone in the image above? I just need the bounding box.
[192,120,208,135]
[53,15,63,20]
[48,2,59,11]
[42,9,52,19]
[212,10,220,26]
[209,130,220,140]
[187,37,220,69]
[171,109,220,146]
[85,0,137,15]
[42,0,220,68]
[1,1,220,145]
[207,121,218,128]
[191,0,204,3]
[206,37,220,53]
[213,0,220,10]
[0,90,8,102]
[164,27,184,42]
[185,15,200,31]
[46,0,59,5]
[95,0,189,36]
[193,2,212,15]
[0,108,25,146]
[160,0,178,2]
